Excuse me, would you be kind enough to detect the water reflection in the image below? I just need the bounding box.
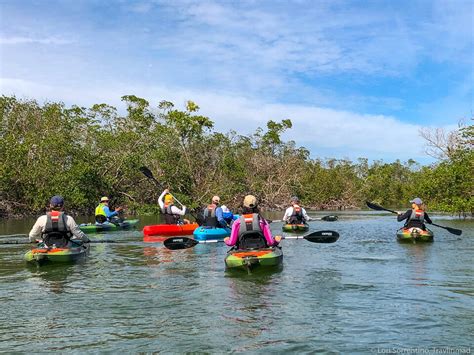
[222,267,282,342]
[26,264,80,294]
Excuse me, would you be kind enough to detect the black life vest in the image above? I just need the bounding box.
[203,204,218,227]
[288,205,304,224]
[163,203,181,224]
[236,213,267,250]
[42,211,71,248]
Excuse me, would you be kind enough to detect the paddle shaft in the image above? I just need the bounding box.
[269,215,337,223]
[163,230,339,249]
[0,239,119,245]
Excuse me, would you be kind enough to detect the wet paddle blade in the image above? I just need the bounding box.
[366,201,397,214]
[164,237,199,250]
[304,230,339,243]
[321,215,338,221]
[431,223,462,236]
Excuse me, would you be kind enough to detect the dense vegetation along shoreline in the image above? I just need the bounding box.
[0,95,472,218]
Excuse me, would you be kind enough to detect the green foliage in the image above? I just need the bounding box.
[0,95,471,217]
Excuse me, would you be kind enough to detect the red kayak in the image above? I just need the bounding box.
[143,223,199,242]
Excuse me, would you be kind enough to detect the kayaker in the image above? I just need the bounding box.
[29,195,90,247]
[202,196,229,228]
[397,197,433,230]
[221,205,234,225]
[95,196,123,224]
[282,196,310,224]
[224,195,281,248]
[159,189,190,224]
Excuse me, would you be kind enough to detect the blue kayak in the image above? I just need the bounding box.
[193,226,231,241]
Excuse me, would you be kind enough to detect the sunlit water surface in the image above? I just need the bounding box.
[0,212,472,352]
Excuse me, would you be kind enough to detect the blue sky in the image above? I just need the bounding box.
[1,0,472,163]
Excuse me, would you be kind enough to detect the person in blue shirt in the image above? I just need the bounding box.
[202,196,229,228]
[221,205,234,225]
[95,196,123,224]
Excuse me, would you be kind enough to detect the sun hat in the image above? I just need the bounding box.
[100,196,109,202]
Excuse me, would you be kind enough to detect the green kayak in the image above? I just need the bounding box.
[79,219,139,233]
[25,241,90,265]
[282,223,309,233]
[396,228,434,243]
[225,247,283,271]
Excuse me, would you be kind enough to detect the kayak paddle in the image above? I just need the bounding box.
[268,215,338,223]
[139,166,201,223]
[163,230,340,250]
[366,201,462,236]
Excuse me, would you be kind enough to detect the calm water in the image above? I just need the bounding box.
[0,212,472,353]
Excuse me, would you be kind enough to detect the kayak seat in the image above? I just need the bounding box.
[43,233,69,248]
[237,231,268,250]
[95,215,107,224]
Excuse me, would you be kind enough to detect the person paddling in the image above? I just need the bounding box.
[224,195,281,249]
[202,196,229,228]
[282,196,310,224]
[29,195,89,247]
[159,189,190,224]
[95,196,123,224]
[397,198,432,230]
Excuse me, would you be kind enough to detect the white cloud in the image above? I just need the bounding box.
[0,76,443,162]
[0,36,73,45]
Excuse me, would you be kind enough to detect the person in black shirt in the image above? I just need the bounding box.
[397,197,432,230]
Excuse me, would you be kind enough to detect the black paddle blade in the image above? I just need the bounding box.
[139,166,154,179]
[163,237,199,250]
[366,201,384,211]
[304,230,339,243]
[366,201,397,214]
[431,223,462,236]
[321,215,338,222]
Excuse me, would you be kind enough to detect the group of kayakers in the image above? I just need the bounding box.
[29,188,432,250]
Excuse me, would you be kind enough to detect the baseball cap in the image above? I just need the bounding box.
[410,197,423,205]
[243,195,257,208]
[50,195,64,206]
[100,196,109,202]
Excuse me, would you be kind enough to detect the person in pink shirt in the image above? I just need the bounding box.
[224,195,281,249]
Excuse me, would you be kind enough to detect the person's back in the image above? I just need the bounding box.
[397,198,432,230]
[225,195,281,249]
[237,213,267,249]
[283,196,309,224]
[203,196,228,228]
[29,196,89,247]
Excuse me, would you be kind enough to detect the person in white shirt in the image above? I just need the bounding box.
[282,196,310,224]
[29,195,89,247]
[158,189,190,224]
